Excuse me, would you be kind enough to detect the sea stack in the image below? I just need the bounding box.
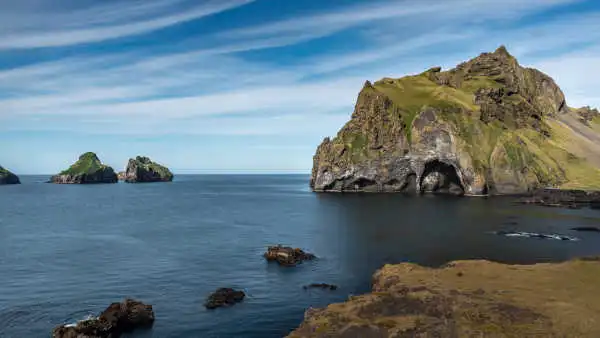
[51,152,118,184]
[310,46,600,195]
[123,156,173,183]
[0,165,20,184]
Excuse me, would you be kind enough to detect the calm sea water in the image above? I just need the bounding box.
[1,174,600,338]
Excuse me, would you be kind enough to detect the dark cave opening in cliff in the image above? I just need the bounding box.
[420,160,465,195]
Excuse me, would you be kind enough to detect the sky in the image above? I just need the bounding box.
[1,0,600,174]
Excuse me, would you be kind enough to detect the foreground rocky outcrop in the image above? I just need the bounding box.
[0,165,20,184]
[204,288,245,309]
[51,152,117,184]
[52,298,154,338]
[310,46,600,195]
[123,156,173,183]
[288,258,600,337]
[264,245,316,267]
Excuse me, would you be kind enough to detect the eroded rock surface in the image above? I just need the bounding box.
[310,46,600,195]
[288,258,600,337]
[52,298,154,338]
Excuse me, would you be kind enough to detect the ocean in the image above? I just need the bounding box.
[1,174,600,337]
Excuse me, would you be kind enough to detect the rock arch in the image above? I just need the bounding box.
[418,160,465,195]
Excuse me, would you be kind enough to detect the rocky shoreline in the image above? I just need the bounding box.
[287,257,600,337]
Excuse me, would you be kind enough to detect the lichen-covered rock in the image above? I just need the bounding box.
[52,298,154,338]
[310,46,600,195]
[123,156,173,183]
[51,152,117,184]
[0,165,20,185]
[287,258,600,337]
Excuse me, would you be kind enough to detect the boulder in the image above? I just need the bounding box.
[264,245,316,267]
[204,288,245,309]
[303,283,338,290]
[52,298,154,338]
[0,165,20,185]
[123,156,173,183]
[51,152,117,184]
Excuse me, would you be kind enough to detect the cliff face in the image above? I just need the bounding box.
[123,156,173,183]
[288,258,600,337]
[0,165,20,185]
[51,152,117,184]
[310,46,600,195]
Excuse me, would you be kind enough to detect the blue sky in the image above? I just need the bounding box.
[1,0,599,174]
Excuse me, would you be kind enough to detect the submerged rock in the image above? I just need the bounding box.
[310,46,600,195]
[494,230,578,241]
[51,152,117,184]
[123,156,173,183]
[303,283,338,290]
[0,165,20,185]
[571,226,600,232]
[287,258,600,337]
[204,288,245,309]
[52,298,154,338]
[264,245,316,267]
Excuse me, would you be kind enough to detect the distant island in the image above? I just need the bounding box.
[0,165,20,185]
[50,152,118,184]
[122,156,173,183]
[310,46,600,195]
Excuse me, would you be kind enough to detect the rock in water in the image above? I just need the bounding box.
[52,298,154,338]
[264,245,316,266]
[123,156,173,183]
[0,165,20,185]
[117,171,126,181]
[50,152,117,184]
[303,283,338,290]
[310,46,600,195]
[204,288,245,309]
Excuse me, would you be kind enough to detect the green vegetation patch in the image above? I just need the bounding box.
[60,152,107,175]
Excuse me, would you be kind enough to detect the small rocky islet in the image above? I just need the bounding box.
[0,165,20,185]
[122,156,174,183]
[48,153,173,184]
[50,152,118,184]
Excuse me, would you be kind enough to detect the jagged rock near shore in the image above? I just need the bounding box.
[204,288,245,309]
[51,152,118,184]
[310,46,600,195]
[287,258,600,337]
[264,245,316,267]
[52,298,154,338]
[517,188,600,209]
[0,165,20,184]
[123,156,173,183]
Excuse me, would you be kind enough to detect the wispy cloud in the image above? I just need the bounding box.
[0,0,254,49]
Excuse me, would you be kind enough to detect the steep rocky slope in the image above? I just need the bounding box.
[123,156,173,183]
[310,46,600,195]
[0,165,20,184]
[287,257,600,337]
[51,152,118,184]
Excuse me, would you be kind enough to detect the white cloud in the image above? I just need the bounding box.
[0,0,254,49]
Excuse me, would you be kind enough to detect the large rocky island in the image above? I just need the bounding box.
[0,165,20,184]
[50,152,118,184]
[288,257,600,337]
[123,156,173,183]
[310,46,600,195]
